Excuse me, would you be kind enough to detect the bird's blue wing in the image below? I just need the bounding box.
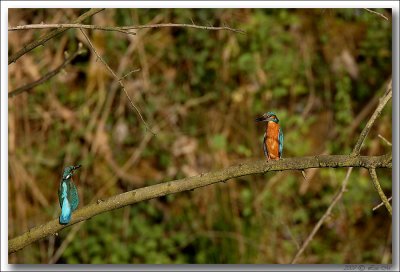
[263,132,268,158]
[278,127,284,158]
[68,181,79,212]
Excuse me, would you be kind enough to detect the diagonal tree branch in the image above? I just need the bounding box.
[291,79,392,264]
[8,153,391,254]
[291,167,353,264]
[79,28,154,135]
[368,168,392,215]
[8,46,86,98]
[364,8,389,21]
[378,134,392,146]
[291,80,392,263]
[8,8,104,65]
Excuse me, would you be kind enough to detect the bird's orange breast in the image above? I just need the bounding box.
[265,121,280,159]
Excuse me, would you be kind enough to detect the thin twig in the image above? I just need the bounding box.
[79,28,155,135]
[291,167,353,264]
[120,69,141,80]
[8,8,104,65]
[364,8,389,21]
[8,47,86,98]
[9,23,136,35]
[10,22,246,35]
[48,222,84,264]
[378,134,392,146]
[373,196,392,211]
[8,153,392,254]
[368,168,392,215]
[126,23,246,34]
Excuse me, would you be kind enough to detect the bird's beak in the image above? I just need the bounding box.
[255,116,271,122]
[73,165,81,171]
[255,116,265,122]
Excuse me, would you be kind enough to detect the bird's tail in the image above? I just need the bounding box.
[59,197,72,225]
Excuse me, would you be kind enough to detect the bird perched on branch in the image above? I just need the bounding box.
[255,112,283,160]
[58,165,81,225]
[255,112,307,180]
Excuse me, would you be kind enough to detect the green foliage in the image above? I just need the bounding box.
[335,76,353,127]
[235,144,252,157]
[61,203,193,264]
[211,134,227,151]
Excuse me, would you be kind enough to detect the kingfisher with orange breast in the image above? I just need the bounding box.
[255,112,283,161]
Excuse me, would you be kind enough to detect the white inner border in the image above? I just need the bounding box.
[2,1,399,271]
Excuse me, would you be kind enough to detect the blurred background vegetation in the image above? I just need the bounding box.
[8,8,392,264]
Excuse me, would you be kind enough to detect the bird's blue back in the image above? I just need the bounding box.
[59,182,72,224]
[58,166,80,224]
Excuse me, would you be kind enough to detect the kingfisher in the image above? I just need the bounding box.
[58,165,81,225]
[255,112,283,161]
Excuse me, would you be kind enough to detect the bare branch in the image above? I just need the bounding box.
[291,167,353,264]
[373,196,392,211]
[8,47,86,98]
[364,8,389,21]
[9,154,391,254]
[9,22,246,35]
[79,28,155,135]
[123,21,246,34]
[368,168,392,215]
[8,8,104,65]
[9,23,136,35]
